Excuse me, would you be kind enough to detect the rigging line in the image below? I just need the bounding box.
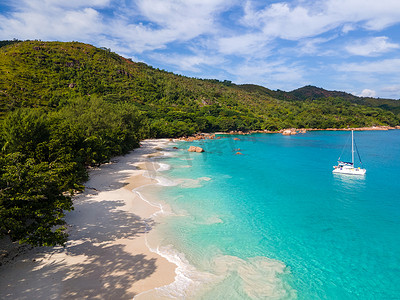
[354,139,363,167]
[338,132,351,161]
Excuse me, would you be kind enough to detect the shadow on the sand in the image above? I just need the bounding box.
[0,144,171,299]
[85,146,165,194]
[0,187,158,300]
[7,243,157,299]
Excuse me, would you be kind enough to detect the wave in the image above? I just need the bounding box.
[157,162,171,172]
[177,177,211,188]
[159,151,176,157]
[141,166,177,187]
[135,246,295,299]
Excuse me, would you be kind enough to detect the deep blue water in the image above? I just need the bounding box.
[152,131,400,299]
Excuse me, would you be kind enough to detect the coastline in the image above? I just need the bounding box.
[0,139,177,299]
[176,126,400,142]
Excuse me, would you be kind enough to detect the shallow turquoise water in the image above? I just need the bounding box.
[153,131,400,299]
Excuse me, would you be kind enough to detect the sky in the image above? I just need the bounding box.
[1,0,400,99]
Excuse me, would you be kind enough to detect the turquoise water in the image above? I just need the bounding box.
[150,131,400,299]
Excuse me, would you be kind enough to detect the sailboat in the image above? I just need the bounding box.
[333,130,366,175]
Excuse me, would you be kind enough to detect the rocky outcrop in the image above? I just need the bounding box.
[188,146,204,153]
[282,129,298,136]
[281,128,307,135]
[179,126,398,142]
[179,133,215,142]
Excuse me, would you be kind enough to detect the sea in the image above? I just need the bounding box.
[137,130,400,299]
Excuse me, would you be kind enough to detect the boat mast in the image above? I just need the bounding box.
[351,130,354,165]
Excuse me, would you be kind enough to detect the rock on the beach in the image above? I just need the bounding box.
[188,146,204,153]
[282,129,298,135]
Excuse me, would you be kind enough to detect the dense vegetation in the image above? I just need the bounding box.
[0,97,147,246]
[0,41,399,247]
[261,85,400,117]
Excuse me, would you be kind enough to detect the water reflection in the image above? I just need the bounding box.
[332,173,366,194]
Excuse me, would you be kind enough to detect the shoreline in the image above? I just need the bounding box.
[0,139,178,299]
[217,125,400,135]
[175,126,400,141]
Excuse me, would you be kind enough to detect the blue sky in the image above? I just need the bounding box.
[1,0,400,99]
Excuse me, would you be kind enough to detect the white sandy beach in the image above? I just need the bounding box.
[0,139,177,299]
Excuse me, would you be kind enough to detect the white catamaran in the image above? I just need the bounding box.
[333,130,366,175]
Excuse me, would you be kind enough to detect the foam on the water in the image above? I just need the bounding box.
[136,244,294,300]
[155,176,178,187]
[157,162,171,172]
[176,177,212,189]
[141,165,177,187]
[201,255,295,299]
[159,151,176,157]
[136,244,217,299]
[133,188,165,216]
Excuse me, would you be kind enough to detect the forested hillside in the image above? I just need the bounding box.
[1,41,399,132]
[1,40,399,247]
[287,86,400,117]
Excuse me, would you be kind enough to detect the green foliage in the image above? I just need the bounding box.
[0,153,72,246]
[1,108,49,156]
[0,40,22,48]
[1,40,399,130]
[0,97,147,246]
[0,40,399,247]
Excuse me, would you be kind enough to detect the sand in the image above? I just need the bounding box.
[0,139,177,300]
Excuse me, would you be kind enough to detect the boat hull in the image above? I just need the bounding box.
[332,167,366,175]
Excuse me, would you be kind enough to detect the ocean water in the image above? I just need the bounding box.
[140,131,400,299]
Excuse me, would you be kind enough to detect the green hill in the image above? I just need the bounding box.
[235,84,400,118]
[1,40,399,247]
[1,41,399,131]
[287,85,400,117]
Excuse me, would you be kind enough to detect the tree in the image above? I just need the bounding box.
[0,153,73,246]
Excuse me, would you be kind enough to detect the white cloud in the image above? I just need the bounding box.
[381,85,400,98]
[341,23,357,33]
[149,52,224,72]
[359,89,376,97]
[226,59,305,90]
[217,33,272,56]
[323,0,400,30]
[241,0,400,42]
[345,36,400,56]
[0,0,229,53]
[115,0,228,52]
[295,35,338,56]
[0,1,105,40]
[381,85,400,93]
[337,58,400,73]
[2,0,400,55]
[4,0,111,11]
[242,2,337,40]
